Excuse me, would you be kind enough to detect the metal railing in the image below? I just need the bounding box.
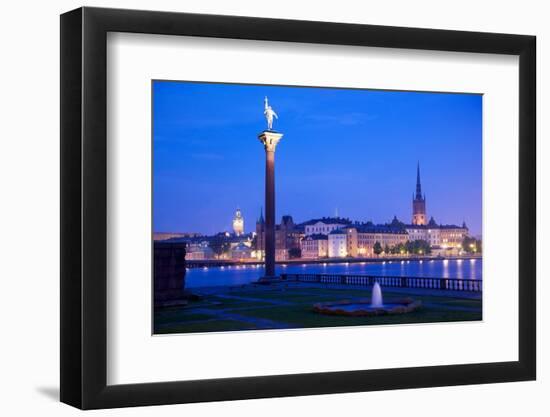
[280,273,482,292]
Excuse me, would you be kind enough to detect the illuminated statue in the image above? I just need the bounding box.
[264,96,278,130]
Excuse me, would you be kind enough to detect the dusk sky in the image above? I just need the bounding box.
[153,81,482,236]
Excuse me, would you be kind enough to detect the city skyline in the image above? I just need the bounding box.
[153,81,482,236]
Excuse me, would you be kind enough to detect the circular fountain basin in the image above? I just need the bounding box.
[313,298,421,317]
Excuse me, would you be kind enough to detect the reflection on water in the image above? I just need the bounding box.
[185,258,483,288]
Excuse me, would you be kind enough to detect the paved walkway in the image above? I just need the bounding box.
[157,306,293,330]
[213,293,292,306]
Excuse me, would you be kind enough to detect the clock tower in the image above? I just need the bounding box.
[232,208,244,236]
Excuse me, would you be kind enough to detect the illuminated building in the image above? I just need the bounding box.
[301,234,329,258]
[303,217,352,236]
[328,229,348,258]
[405,218,468,249]
[439,221,469,248]
[186,242,215,260]
[351,220,408,257]
[412,162,427,226]
[230,242,254,260]
[153,232,201,241]
[256,213,304,261]
[232,208,244,236]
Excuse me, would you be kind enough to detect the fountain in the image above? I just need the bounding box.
[313,282,421,317]
[371,282,383,308]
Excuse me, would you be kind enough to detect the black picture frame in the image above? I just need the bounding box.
[60,6,536,410]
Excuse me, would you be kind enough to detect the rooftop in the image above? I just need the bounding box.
[304,233,329,240]
[301,217,353,226]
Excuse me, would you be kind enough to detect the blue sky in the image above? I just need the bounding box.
[153,81,482,236]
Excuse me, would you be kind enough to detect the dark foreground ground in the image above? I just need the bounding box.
[154,282,482,334]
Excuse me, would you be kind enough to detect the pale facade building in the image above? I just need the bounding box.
[406,217,441,246]
[186,242,215,260]
[328,229,348,258]
[439,224,469,248]
[325,222,409,259]
[301,234,329,258]
[304,217,351,236]
[351,223,408,256]
[406,218,468,249]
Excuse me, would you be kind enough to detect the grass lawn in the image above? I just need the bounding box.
[156,319,256,334]
[237,304,480,328]
[154,285,482,334]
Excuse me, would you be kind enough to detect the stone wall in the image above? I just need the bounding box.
[154,241,187,307]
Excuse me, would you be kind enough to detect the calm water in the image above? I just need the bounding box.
[185,258,482,288]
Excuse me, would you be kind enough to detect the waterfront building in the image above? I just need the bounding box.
[439,221,469,248]
[245,163,470,260]
[301,234,329,258]
[405,217,468,249]
[350,221,409,257]
[328,229,348,258]
[303,217,352,236]
[346,227,358,257]
[275,248,289,261]
[256,213,304,261]
[186,242,215,260]
[405,217,440,246]
[230,242,254,260]
[412,162,427,226]
[232,208,244,236]
[153,232,201,241]
[313,219,413,259]
[431,245,461,257]
[407,163,469,249]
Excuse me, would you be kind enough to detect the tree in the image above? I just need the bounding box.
[462,236,481,254]
[383,244,390,255]
[419,239,431,255]
[412,239,431,255]
[373,241,383,255]
[208,236,230,258]
[395,242,406,255]
[288,247,302,259]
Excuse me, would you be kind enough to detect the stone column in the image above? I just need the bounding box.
[258,130,283,279]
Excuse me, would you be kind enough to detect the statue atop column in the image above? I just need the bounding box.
[257,97,284,281]
[264,96,278,130]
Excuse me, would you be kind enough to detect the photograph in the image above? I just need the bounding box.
[152,80,483,335]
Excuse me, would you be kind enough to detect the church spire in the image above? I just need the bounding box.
[258,206,265,224]
[415,161,423,200]
[412,162,427,226]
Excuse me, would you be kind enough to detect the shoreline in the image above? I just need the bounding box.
[186,254,482,269]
